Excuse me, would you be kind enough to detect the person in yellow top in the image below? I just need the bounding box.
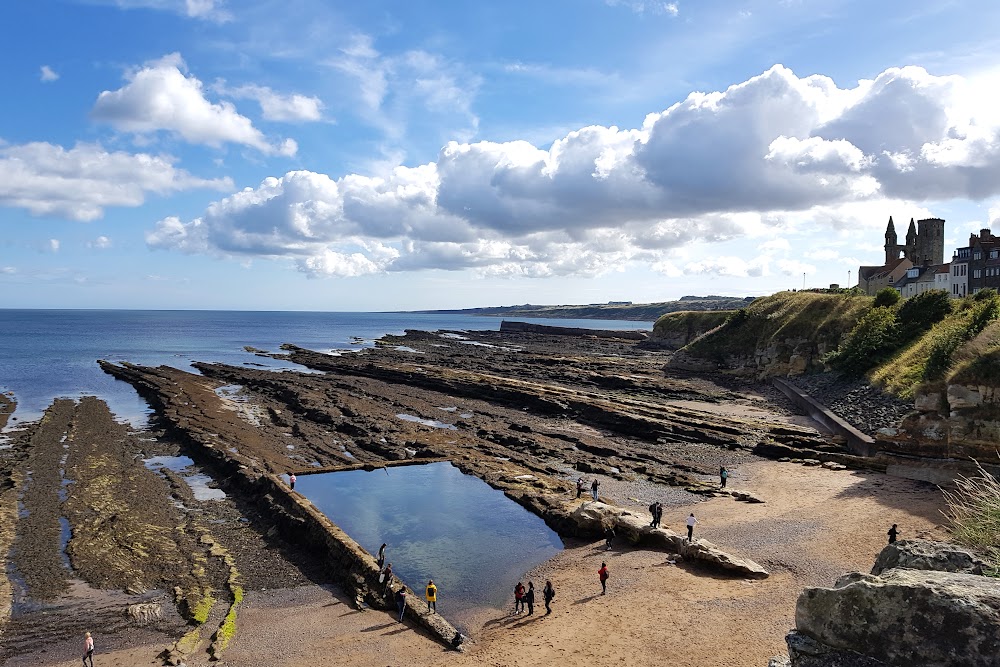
[426,580,437,613]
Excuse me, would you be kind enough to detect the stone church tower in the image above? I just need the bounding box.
[884,216,945,265]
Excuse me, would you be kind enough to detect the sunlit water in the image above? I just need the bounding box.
[0,310,651,427]
[295,462,563,622]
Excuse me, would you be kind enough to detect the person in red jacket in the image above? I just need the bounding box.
[513,581,525,614]
[598,562,609,595]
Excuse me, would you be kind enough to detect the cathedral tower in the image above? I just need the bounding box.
[916,217,945,265]
[884,216,898,264]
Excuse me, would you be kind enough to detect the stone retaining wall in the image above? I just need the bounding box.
[773,378,877,457]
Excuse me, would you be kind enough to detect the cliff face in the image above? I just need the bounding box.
[876,381,1000,467]
[667,292,870,378]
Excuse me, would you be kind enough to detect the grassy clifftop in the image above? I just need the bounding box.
[682,291,871,363]
[677,289,1000,399]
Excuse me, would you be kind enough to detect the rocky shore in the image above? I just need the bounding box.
[0,326,956,666]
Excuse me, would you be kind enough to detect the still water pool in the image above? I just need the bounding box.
[295,462,563,620]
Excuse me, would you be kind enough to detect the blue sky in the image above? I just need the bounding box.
[4,0,1000,310]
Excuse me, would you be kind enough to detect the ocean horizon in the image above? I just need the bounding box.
[0,309,652,427]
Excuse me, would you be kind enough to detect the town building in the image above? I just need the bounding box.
[951,246,970,298]
[967,228,1000,294]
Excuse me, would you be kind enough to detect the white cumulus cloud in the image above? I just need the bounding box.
[215,83,325,122]
[40,66,59,82]
[97,0,229,21]
[0,141,232,221]
[92,53,296,155]
[146,65,1000,279]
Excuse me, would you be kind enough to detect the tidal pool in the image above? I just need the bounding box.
[295,462,563,622]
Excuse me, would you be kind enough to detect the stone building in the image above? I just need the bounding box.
[858,216,947,296]
[883,216,945,266]
[966,228,1000,294]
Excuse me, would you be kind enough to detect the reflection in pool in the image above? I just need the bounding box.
[295,462,563,623]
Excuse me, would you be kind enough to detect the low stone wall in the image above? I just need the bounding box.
[500,320,648,341]
[773,379,877,457]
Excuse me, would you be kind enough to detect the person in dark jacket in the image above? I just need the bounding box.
[543,580,555,615]
[525,581,535,615]
[604,525,615,551]
[888,524,899,544]
[376,543,387,569]
[395,588,407,622]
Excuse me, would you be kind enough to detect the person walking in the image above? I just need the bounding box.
[376,543,387,569]
[513,581,525,614]
[649,501,658,527]
[598,562,609,595]
[525,582,535,615]
[888,524,899,544]
[576,477,584,499]
[426,580,437,613]
[82,631,94,667]
[289,472,296,490]
[395,588,407,622]
[543,580,555,615]
[652,502,663,529]
[720,467,728,489]
[686,513,698,542]
[604,525,615,551]
[591,478,600,501]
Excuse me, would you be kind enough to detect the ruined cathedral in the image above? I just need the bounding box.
[884,216,945,266]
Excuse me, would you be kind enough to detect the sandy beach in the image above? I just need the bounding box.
[16,453,946,667]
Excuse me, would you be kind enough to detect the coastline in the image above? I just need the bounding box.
[0,325,948,666]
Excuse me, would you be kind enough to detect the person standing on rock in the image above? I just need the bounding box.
[426,580,437,613]
[396,588,407,622]
[598,562,609,595]
[377,543,387,569]
[720,467,728,488]
[382,563,394,596]
[513,581,525,614]
[82,631,94,667]
[525,581,535,615]
[289,472,296,490]
[653,502,663,529]
[543,580,555,615]
[888,524,899,544]
[686,513,698,542]
[649,502,658,527]
[591,478,600,501]
[576,477,584,498]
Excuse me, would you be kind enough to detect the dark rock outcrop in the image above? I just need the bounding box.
[870,539,986,576]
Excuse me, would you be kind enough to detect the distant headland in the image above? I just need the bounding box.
[406,295,755,322]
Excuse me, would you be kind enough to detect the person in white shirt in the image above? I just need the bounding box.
[686,513,698,542]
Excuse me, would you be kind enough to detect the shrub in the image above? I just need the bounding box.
[968,292,1000,337]
[874,287,901,308]
[826,306,899,377]
[923,321,969,381]
[974,288,998,302]
[941,462,1000,576]
[897,289,952,341]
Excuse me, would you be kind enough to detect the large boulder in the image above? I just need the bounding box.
[796,569,1000,667]
[871,539,986,576]
[567,502,769,578]
[782,631,885,666]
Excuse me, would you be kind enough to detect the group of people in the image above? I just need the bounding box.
[513,580,556,615]
[375,542,441,624]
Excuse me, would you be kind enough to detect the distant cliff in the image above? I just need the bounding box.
[410,295,754,322]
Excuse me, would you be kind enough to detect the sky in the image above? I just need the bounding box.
[4,0,1000,311]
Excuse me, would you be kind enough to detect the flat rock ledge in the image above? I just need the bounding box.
[568,501,769,579]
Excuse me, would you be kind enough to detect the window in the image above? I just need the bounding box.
[992,250,999,259]
[974,269,981,278]
[974,251,982,260]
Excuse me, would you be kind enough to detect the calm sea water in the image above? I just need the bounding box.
[0,310,651,425]
[296,462,563,623]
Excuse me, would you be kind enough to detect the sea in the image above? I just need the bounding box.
[0,309,652,427]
